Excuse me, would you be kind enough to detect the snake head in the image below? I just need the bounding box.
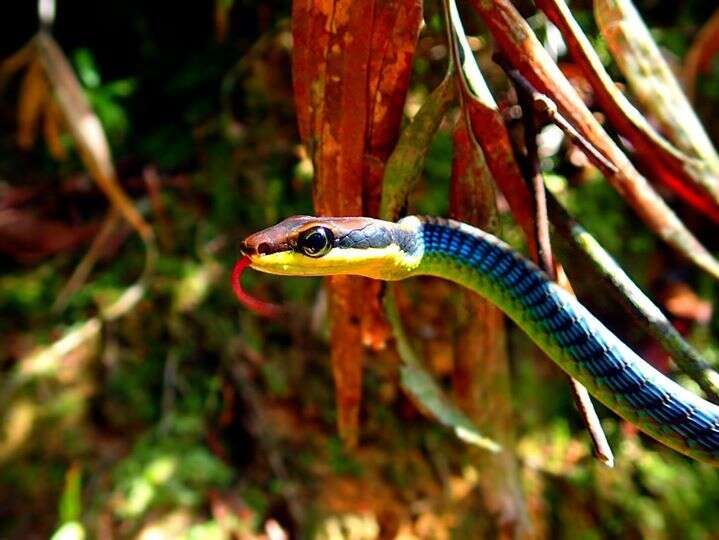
[241,215,423,279]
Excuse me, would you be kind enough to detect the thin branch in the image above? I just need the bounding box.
[537,0,719,222]
[503,60,554,276]
[468,0,719,279]
[497,60,719,402]
[494,54,618,177]
[52,199,156,313]
[52,209,124,312]
[496,52,614,468]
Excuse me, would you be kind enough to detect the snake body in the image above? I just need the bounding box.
[241,215,719,464]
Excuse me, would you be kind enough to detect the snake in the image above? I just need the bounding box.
[239,214,719,465]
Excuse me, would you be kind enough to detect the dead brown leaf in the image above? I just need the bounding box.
[16,59,48,150]
[292,1,421,447]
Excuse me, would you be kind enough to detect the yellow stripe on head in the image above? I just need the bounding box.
[249,244,421,280]
[243,215,423,280]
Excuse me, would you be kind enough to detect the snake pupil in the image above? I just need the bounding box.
[298,227,333,257]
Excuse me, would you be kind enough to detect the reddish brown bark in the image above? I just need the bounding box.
[463,101,538,260]
[291,0,421,446]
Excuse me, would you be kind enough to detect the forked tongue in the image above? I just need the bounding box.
[231,256,282,318]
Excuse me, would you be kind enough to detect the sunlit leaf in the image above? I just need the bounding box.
[49,522,85,540]
[58,465,83,524]
[72,48,101,88]
[400,359,499,453]
[385,286,500,453]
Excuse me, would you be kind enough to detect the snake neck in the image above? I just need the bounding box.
[412,216,537,308]
[411,216,719,464]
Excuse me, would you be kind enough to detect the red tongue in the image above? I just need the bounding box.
[231,256,282,318]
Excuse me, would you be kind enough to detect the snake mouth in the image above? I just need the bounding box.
[239,240,253,256]
[240,237,291,257]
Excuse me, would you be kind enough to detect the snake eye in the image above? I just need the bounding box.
[298,227,334,258]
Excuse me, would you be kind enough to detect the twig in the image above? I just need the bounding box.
[566,379,613,466]
[143,167,174,251]
[52,209,124,312]
[469,0,719,279]
[494,54,617,177]
[505,61,554,275]
[535,97,618,176]
[496,52,614,468]
[53,199,155,313]
[492,56,719,402]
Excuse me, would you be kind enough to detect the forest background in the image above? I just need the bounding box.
[2,0,719,538]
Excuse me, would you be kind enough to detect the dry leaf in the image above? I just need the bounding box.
[468,0,719,279]
[35,32,153,241]
[292,1,421,447]
[43,98,67,159]
[17,59,48,150]
[684,7,719,101]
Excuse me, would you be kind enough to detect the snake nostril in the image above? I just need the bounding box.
[257,242,272,255]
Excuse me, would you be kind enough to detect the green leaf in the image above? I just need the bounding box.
[384,287,500,453]
[58,465,82,524]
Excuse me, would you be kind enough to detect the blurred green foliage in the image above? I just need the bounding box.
[1,0,719,538]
